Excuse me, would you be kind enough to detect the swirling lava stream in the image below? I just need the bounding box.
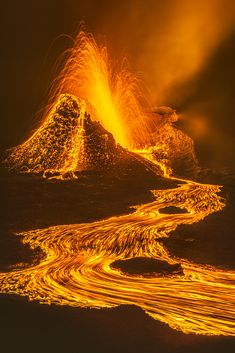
[1,177,235,336]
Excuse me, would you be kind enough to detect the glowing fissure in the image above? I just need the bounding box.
[2,31,235,336]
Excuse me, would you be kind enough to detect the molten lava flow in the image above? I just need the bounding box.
[1,173,235,336]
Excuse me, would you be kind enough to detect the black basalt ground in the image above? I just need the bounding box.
[111,257,183,277]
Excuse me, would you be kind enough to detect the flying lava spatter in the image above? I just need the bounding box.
[5,31,154,176]
[1,31,235,336]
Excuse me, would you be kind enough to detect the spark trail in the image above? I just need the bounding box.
[1,177,235,336]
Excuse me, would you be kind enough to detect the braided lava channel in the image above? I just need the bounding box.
[1,175,235,336]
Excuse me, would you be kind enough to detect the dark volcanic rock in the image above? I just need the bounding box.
[159,206,188,214]
[147,107,201,179]
[111,257,183,277]
[82,113,122,169]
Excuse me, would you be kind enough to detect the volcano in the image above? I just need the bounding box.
[2,29,235,338]
[4,93,200,180]
[4,94,128,178]
[3,30,200,180]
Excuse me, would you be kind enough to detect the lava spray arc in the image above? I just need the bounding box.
[50,31,151,148]
[5,31,154,176]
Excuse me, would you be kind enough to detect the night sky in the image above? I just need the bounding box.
[2,0,235,169]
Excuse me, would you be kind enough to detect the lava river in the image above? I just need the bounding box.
[1,176,235,336]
